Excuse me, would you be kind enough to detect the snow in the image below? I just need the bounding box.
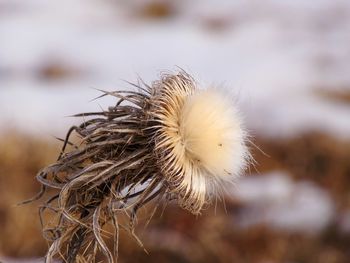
[233,172,335,234]
[1,0,350,138]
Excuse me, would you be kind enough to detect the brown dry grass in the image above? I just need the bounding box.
[0,132,60,257]
[1,131,350,262]
[137,1,176,20]
[316,89,350,104]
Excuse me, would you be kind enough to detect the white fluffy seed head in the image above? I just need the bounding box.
[152,73,249,214]
[180,89,247,180]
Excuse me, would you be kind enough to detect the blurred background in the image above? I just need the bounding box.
[1,0,350,262]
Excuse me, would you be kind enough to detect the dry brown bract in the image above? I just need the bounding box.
[27,71,249,263]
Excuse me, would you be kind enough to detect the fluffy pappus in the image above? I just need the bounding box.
[151,74,249,213]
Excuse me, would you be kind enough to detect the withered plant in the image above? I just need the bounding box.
[26,71,250,262]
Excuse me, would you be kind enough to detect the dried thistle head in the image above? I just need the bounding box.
[152,75,249,213]
[30,70,250,263]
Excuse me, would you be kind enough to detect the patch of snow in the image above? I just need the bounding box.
[0,0,350,138]
[233,172,335,234]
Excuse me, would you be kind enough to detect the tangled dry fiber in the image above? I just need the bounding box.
[28,71,250,263]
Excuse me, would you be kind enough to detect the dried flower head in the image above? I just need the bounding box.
[152,76,249,213]
[27,71,249,263]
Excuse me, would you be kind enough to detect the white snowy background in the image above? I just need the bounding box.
[1,0,350,138]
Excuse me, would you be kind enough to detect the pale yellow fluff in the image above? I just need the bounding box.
[153,73,248,214]
[180,89,247,183]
